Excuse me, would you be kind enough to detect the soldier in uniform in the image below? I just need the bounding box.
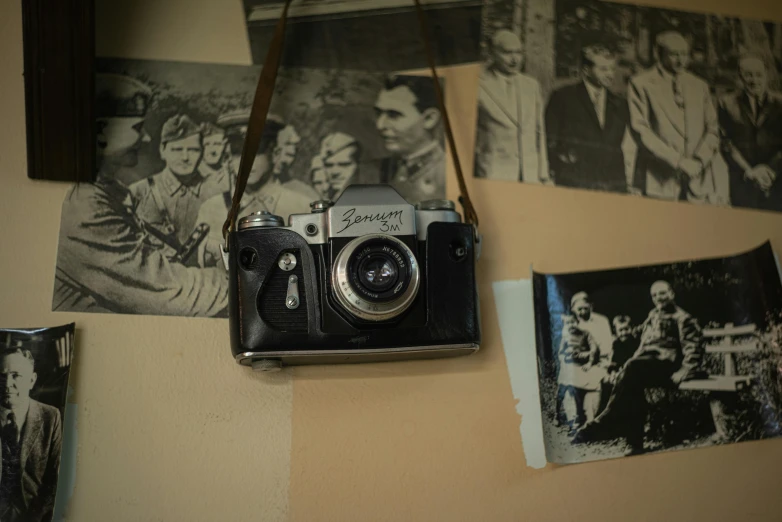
[319,131,362,199]
[374,75,446,205]
[198,121,232,194]
[53,73,229,317]
[195,110,315,267]
[310,155,331,200]
[130,114,223,249]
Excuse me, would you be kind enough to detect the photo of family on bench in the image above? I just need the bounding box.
[531,242,782,463]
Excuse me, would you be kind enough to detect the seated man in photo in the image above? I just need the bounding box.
[0,349,62,522]
[573,281,704,455]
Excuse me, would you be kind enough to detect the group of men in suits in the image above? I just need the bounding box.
[476,28,782,212]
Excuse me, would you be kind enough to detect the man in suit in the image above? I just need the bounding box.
[718,53,782,212]
[0,349,62,521]
[545,44,631,193]
[628,31,728,204]
[573,281,704,456]
[374,75,446,204]
[475,29,549,184]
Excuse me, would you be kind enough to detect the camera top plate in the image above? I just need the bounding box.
[327,185,416,239]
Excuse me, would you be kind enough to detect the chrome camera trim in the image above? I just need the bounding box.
[331,234,420,322]
[236,185,462,244]
[235,343,480,367]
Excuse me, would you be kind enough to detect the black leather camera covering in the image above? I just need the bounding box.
[228,222,481,357]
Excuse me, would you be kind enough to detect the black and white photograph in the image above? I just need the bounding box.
[0,323,75,522]
[476,0,782,213]
[242,0,483,71]
[53,57,446,318]
[531,242,782,464]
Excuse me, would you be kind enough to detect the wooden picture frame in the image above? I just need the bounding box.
[21,0,96,183]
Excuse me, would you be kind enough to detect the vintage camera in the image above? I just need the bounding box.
[227,184,481,370]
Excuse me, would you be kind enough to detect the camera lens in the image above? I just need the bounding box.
[347,240,411,302]
[332,234,420,322]
[358,255,398,293]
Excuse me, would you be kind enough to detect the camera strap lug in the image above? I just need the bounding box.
[221,244,230,272]
[286,275,300,309]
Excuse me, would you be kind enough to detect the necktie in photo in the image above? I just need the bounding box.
[594,89,605,128]
[673,75,684,109]
[505,76,518,123]
[751,96,760,122]
[4,413,19,446]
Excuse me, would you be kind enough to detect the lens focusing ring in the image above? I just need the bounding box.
[332,234,420,322]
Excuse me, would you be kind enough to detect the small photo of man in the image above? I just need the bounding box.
[0,323,75,522]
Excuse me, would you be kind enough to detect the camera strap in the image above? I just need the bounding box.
[222,0,480,251]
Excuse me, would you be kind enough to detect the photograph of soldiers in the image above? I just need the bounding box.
[54,59,446,317]
[130,114,227,249]
[195,111,316,268]
[375,75,447,205]
[719,53,782,212]
[0,323,75,522]
[479,0,782,213]
[242,0,483,71]
[53,73,229,317]
[474,30,550,184]
[532,242,782,464]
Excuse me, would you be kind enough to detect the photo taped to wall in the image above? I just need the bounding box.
[0,323,75,522]
[477,0,782,214]
[531,242,782,464]
[52,58,446,318]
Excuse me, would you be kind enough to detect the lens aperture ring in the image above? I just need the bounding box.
[332,234,420,322]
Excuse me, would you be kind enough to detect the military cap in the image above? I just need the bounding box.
[95,73,153,118]
[319,132,358,161]
[200,121,225,138]
[216,109,285,138]
[160,114,201,145]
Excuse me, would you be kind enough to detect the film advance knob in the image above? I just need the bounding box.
[416,199,456,211]
[310,200,333,213]
[238,210,285,230]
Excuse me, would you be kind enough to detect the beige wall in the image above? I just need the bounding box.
[0,2,292,521]
[1,0,782,520]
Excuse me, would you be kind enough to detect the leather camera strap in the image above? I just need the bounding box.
[223,0,480,247]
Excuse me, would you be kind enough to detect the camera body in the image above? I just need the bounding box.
[227,184,481,369]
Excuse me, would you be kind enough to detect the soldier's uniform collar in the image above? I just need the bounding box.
[159,167,207,197]
[398,141,443,182]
